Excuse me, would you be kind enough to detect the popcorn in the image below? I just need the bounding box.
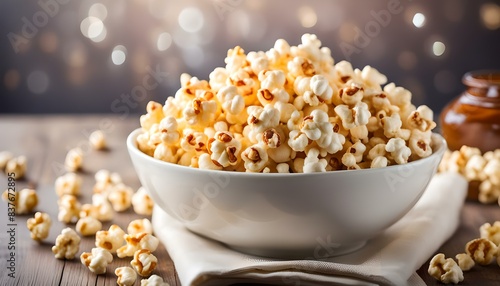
[76,217,102,236]
[55,172,82,197]
[276,163,290,173]
[478,180,500,204]
[128,218,153,235]
[484,158,500,186]
[91,194,114,221]
[5,155,27,180]
[80,248,113,274]
[115,267,137,286]
[136,34,438,173]
[108,183,133,212]
[479,221,500,246]
[241,145,269,173]
[455,253,475,271]
[132,187,155,216]
[58,194,81,223]
[0,151,13,170]
[386,138,411,165]
[65,148,83,172]
[95,224,125,253]
[465,238,498,265]
[463,155,487,181]
[117,233,159,258]
[208,131,242,167]
[428,253,464,284]
[303,148,327,173]
[2,188,38,214]
[141,275,170,286]
[26,212,51,241]
[89,130,107,150]
[131,249,158,277]
[52,227,81,259]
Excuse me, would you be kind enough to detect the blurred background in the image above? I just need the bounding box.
[0,0,499,114]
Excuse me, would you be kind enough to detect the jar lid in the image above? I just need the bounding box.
[463,70,500,88]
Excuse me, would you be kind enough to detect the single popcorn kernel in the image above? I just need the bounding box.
[141,275,170,286]
[465,238,498,265]
[26,212,51,241]
[455,253,475,271]
[108,183,133,212]
[132,187,154,216]
[65,148,83,172]
[479,221,500,246]
[115,266,137,286]
[0,151,13,170]
[80,247,113,274]
[52,227,81,259]
[89,130,107,150]
[117,233,159,258]
[128,218,153,235]
[428,253,464,284]
[57,194,81,223]
[2,188,38,214]
[76,217,102,236]
[55,172,82,197]
[95,224,125,253]
[5,155,27,180]
[131,249,158,277]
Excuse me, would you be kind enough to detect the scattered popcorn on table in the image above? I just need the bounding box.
[465,238,498,265]
[52,227,81,259]
[5,155,27,179]
[131,249,158,277]
[136,34,437,173]
[2,188,38,214]
[95,224,125,253]
[57,194,81,223]
[65,148,83,172]
[132,187,154,216]
[141,275,170,286]
[89,130,107,150]
[0,151,13,170]
[115,266,137,286]
[80,247,113,274]
[127,218,153,235]
[76,216,102,236]
[455,253,475,271]
[91,193,115,221]
[55,172,82,197]
[117,233,159,258]
[26,212,51,241]
[428,253,464,284]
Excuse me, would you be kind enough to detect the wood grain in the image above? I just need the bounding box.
[1,115,499,286]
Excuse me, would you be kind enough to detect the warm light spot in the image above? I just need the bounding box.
[412,13,426,28]
[298,6,317,28]
[4,70,21,90]
[398,51,417,70]
[89,3,108,21]
[480,3,500,30]
[432,41,446,56]
[178,7,204,33]
[111,45,127,65]
[81,17,107,42]
[27,71,50,94]
[157,32,172,51]
[39,31,59,53]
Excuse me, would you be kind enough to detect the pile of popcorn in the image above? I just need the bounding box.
[439,146,500,204]
[137,34,437,173]
[428,221,500,284]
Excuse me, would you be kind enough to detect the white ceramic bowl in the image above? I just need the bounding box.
[127,128,447,258]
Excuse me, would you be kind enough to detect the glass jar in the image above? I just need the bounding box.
[440,70,500,153]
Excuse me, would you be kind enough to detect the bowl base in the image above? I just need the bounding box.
[226,241,367,260]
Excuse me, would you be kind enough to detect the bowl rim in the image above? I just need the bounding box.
[127,128,447,178]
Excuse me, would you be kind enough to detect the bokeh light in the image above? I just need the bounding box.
[432,41,446,56]
[4,69,21,91]
[412,13,426,28]
[89,3,108,21]
[178,7,204,33]
[39,31,59,54]
[480,3,500,30]
[398,51,417,70]
[157,32,173,51]
[298,6,318,28]
[27,71,50,94]
[111,45,127,65]
[80,17,107,42]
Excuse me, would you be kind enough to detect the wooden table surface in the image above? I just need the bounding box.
[0,115,499,286]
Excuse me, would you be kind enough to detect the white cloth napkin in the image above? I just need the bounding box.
[152,173,467,286]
